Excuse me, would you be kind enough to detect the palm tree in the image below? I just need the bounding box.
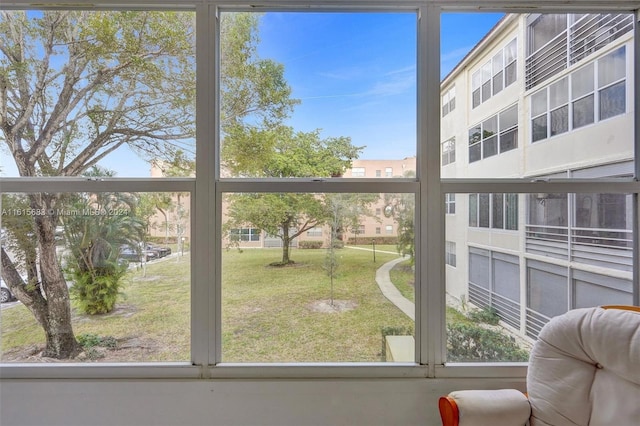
[62,167,146,314]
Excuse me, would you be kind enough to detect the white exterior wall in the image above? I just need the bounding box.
[441,14,634,311]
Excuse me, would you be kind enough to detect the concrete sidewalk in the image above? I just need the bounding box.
[374,256,415,321]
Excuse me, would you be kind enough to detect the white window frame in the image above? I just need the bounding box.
[1,1,638,384]
[442,137,456,166]
[531,45,628,143]
[471,38,518,109]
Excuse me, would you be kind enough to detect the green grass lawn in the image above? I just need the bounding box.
[221,247,410,362]
[1,255,191,362]
[1,246,528,363]
[1,247,413,363]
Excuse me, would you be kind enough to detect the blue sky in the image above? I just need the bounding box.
[257,12,504,162]
[1,12,503,177]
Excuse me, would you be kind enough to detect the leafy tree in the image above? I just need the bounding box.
[223,128,362,265]
[0,10,197,358]
[383,170,416,264]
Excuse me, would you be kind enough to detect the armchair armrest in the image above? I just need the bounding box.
[439,389,531,426]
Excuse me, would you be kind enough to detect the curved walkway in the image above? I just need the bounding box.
[374,256,415,321]
[345,246,415,320]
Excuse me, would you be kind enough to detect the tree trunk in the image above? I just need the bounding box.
[281,226,291,264]
[15,196,80,359]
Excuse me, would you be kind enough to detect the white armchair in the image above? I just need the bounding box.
[439,305,640,426]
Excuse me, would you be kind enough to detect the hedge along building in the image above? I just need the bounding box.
[441,13,634,340]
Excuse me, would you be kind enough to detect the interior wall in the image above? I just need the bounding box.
[0,378,526,426]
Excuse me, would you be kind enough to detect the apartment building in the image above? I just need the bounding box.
[441,13,635,339]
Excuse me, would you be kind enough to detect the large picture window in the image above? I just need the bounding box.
[0,6,637,385]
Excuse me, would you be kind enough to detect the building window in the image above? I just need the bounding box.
[442,85,456,116]
[471,38,517,108]
[531,46,626,143]
[445,193,456,214]
[385,167,393,177]
[375,169,382,177]
[469,193,518,230]
[445,241,456,267]
[351,167,366,177]
[469,104,518,163]
[385,225,393,234]
[375,227,381,235]
[231,228,261,241]
[306,227,322,237]
[525,13,633,89]
[441,137,456,166]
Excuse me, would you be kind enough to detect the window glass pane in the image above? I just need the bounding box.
[550,106,569,136]
[493,72,504,95]
[573,94,595,128]
[599,81,626,120]
[530,14,567,53]
[572,63,594,99]
[492,193,504,229]
[0,11,196,178]
[483,136,498,158]
[500,128,518,153]
[531,90,548,117]
[472,70,482,90]
[469,125,482,144]
[492,51,503,74]
[219,12,417,179]
[469,144,481,163]
[505,38,517,63]
[499,105,518,129]
[549,77,568,109]
[483,116,498,138]
[1,192,191,363]
[598,46,626,88]
[221,192,414,362]
[505,62,517,86]
[505,193,519,230]
[478,194,490,227]
[481,81,491,102]
[469,194,478,227]
[532,115,548,142]
[472,89,481,108]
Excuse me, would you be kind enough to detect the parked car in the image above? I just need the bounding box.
[119,246,158,262]
[145,244,171,258]
[1,279,14,304]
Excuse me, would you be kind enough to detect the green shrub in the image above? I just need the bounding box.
[446,322,529,362]
[299,241,323,249]
[69,264,127,315]
[468,306,500,325]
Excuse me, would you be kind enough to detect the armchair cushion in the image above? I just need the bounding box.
[442,389,530,426]
[527,307,640,426]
